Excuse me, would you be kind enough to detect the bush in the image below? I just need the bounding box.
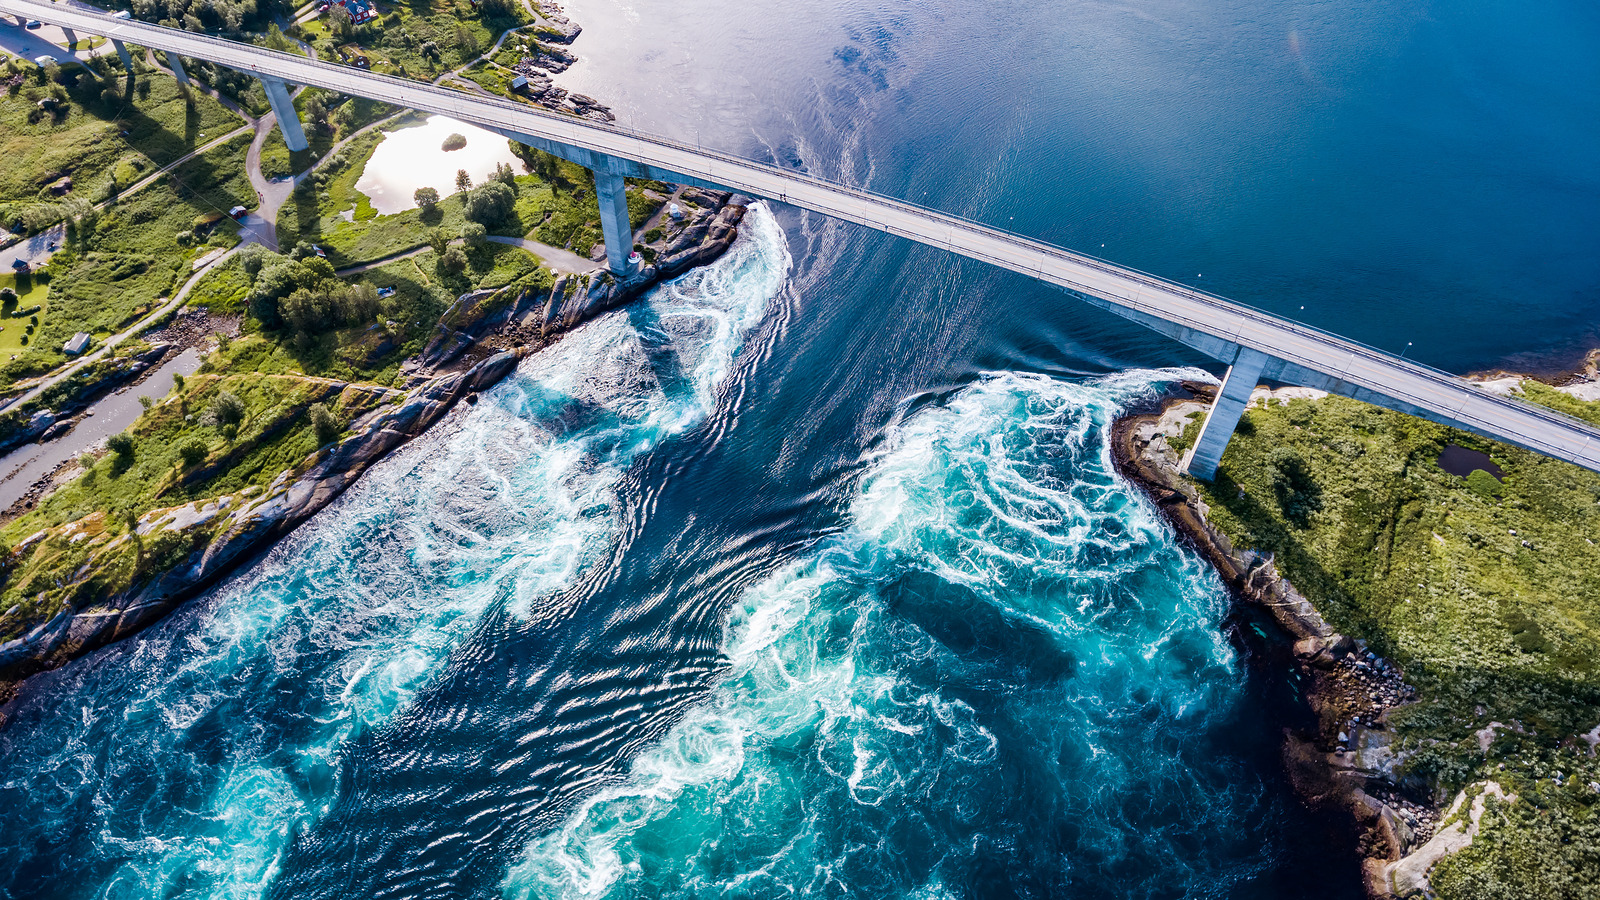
[1268,446,1320,526]
[176,439,208,467]
[461,222,487,249]
[438,246,468,275]
[207,391,245,428]
[106,432,135,458]
[308,402,340,445]
[441,133,467,152]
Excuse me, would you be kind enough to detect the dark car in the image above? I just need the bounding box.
[24,20,42,29]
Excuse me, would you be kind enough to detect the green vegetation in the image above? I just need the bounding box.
[275,127,633,267]
[0,133,252,389]
[292,0,527,81]
[256,91,405,181]
[0,54,244,228]
[1199,392,1600,899]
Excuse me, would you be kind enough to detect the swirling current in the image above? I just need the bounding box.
[0,205,1353,899]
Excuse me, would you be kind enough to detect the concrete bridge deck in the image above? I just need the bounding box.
[5,0,1599,477]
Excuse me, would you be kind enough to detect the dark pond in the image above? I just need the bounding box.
[1438,443,1505,480]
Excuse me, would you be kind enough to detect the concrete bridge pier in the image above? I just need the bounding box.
[1181,346,1271,481]
[111,38,132,71]
[60,25,75,47]
[592,169,632,275]
[164,51,189,84]
[259,74,307,151]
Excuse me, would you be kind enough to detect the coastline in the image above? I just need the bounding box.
[0,196,748,710]
[1111,357,1600,899]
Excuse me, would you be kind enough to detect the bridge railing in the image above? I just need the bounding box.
[14,1,1600,460]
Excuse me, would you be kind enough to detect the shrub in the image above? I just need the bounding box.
[107,432,135,458]
[308,402,340,445]
[438,246,469,275]
[176,439,208,467]
[461,222,487,249]
[1268,446,1320,526]
[441,133,467,152]
[207,391,245,428]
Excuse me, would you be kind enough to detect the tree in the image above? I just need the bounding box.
[414,186,440,209]
[491,161,517,186]
[428,229,451,256]
[454,169,473,193]
[462,181,516,226]
[438,245,468,275]
[177,439,208,467]
[461,222,487,249]
[107,432,135,459]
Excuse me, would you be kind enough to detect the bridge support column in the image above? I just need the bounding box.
[61,26,77,48]
[592,168,632,275]
[111,39,133,72]
[1181,346,1271,481]
[259,75,307,152]
[165,51,189,85]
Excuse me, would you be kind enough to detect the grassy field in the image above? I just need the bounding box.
[0,132,253,389]
[0,274,50,359]
[0,55,243,222]
[1198,391,1600,899]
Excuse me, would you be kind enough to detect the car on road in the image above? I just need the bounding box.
[24,19,41,29]
[33,55,57,67]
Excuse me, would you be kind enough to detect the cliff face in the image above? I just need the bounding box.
[1110,384,1440,899]
[0,198,748,707]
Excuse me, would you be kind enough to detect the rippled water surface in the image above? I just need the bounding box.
[4,0,1598,897]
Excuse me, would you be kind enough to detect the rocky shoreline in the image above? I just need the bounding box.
[1113,382,1444,899]
[0,194,748,710]
[1111,357,1600,898]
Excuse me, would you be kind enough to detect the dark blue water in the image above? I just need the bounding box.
[3,0,1597,897]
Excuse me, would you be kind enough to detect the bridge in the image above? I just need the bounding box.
[5,0,1599,480]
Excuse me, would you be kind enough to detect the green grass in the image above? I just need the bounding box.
[1194,392,1600,899]
[0,133,252,389]
[292,1,527,81]
[0,57,243,219]
[0,274,50,358]
[0,370,388,641]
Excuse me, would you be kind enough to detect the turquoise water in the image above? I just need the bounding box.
[502,370,1268,898]
[6,0,1597,895]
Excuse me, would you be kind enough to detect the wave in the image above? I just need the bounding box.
[0,205,791,900]
[501,368,1284,900]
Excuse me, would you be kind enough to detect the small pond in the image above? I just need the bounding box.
[1437,443,1505,480]
[354,116,524,216]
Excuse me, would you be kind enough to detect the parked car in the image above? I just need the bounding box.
[111,10,132,19]
[34,55,57,67]
[24,19,42,29]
